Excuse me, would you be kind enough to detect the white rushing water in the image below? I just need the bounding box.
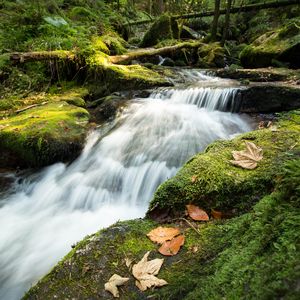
[0,71,252,300]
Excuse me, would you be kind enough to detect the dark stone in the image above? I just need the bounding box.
[239,84,300,113]
[161,57,175,67]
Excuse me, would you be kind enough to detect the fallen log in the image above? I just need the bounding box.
[109,41,203,64]
[125,0,300,26]
[10,51,75,64]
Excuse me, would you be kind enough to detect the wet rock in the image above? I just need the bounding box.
[215,67,300,82]
[239,84,300,113]
[161,57,175,67]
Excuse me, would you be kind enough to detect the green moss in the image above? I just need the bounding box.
[240,21,300,68]
[0,53,11,69]
[149,110,300,215]
[157,163,300,299]
[100,33,127,55]
[197,42,225,68]
[0,102,89,167]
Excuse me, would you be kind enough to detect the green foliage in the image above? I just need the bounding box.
[0,0,126,53]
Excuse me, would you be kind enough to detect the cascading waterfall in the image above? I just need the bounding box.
[0,71,252,300]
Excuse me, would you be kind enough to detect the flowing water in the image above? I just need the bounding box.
[0,71,252,300]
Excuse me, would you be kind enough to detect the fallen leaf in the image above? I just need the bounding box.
[104,274,129,298]
[158,235,185,256]
[186,204,209,221]
[147,207,172,223]
[211,209,223,219]
[125,258,132,269]
[132,251,168,291]
[147,226,180,244]
[230,141,263,170]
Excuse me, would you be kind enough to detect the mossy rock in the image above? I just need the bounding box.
[197,42,225,68]
[149,110,300,215]
[140,14,179,48]
[0,102,89,168]
[100,33,127,55]
[62,96,86,108]
[23,159,300,299]
[240,22,300,68]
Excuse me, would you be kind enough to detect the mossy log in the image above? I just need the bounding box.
[109,41,203,64]
[9,51,75,64]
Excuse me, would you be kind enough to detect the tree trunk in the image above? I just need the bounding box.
[221,0,232,45]
[211,0,221,41]
[109,41,203,64]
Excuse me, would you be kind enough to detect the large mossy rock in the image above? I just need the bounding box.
[23,159,300,300]
[197,42,225,68]
[0,102,89,168]
[140,15,179,48]
[240,22,300,68]
[149,110,300,215]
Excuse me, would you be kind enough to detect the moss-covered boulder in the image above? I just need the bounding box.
[0,102,89,168]
[240,22,300,68]
[140,14,179,48]
[197,42,225,68]
[149,110,300,215]
[23,158,300,300]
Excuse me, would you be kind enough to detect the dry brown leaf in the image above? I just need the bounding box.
[230,141,263,170]
[132,251,168,291]
[104,274,129,298]
[158,235,185,256]
[211,209,223,219]
[147,226,180,244]
[186,204,209,221]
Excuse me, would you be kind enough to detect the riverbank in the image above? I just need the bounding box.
[23,109,300,300]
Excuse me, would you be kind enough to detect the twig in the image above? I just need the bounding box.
[177,217,201,236]
[15,101,47,114]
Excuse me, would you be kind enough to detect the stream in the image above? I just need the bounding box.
[0,70,253,300]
